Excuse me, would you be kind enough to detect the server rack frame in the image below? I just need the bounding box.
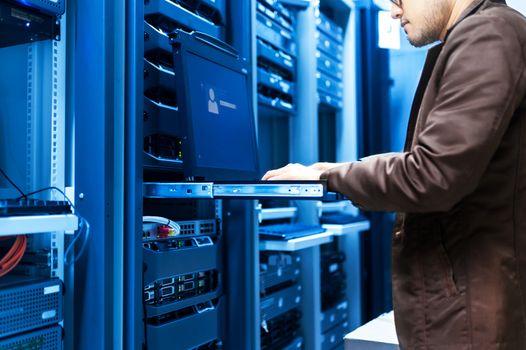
[0,4,76,349]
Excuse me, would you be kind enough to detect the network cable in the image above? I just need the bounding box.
[0,167,25,197]
[0,235,27,277]
[0,169,89,268]
[143,216,181,238]
[17,186,90,266]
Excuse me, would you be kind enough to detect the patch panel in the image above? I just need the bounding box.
[178,220,217,236]
[143,220,218,241]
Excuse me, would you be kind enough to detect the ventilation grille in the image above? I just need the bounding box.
[17,0,65,16]
[0,279,62,338]
[0,325,62,350]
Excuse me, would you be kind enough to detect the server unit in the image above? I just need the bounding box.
[321,320,349,350]
[261,309,303,350]
[260,285,303,350]
[7,0,65,15]
[260,252,301,290]
[0,277,63,339]
[0,1,60,48]
[0,325,63,350]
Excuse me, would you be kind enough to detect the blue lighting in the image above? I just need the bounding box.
[25,22,31,27]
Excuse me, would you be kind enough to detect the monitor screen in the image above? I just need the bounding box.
[185,51,258,177]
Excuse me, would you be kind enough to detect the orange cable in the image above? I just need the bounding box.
[0,235,27,277]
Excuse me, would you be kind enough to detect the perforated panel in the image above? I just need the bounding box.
[0,325,62,350]
[0,279,62,338]
[25,45,34,191]
[15,0,65,16]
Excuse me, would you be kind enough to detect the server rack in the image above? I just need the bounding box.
[0,1,76,349]
[140,1,229,349]
[254,2,330,349]
[125,1,370,350]
[314,4,367,349]
[292,1,373,349]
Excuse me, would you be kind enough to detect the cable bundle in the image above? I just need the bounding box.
[0,235,27,277]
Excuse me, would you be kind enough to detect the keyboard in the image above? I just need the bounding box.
[320,213,367,225]
[0,199,72,217]
[259,223,326,241]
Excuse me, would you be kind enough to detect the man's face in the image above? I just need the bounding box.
[391,0,451,47]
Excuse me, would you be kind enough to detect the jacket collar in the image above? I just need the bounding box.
[444,0,506,41]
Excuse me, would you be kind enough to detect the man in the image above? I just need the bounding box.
[263,0,526,348]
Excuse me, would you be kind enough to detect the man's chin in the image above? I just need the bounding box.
[407,34,435,48]
[408,38,426,48]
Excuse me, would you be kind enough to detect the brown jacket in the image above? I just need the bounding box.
[320,0,526,348]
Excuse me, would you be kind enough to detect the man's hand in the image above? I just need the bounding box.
[308,162,341,172]
[262,163,324,181]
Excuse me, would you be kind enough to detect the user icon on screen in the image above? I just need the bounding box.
[208,88,219,114]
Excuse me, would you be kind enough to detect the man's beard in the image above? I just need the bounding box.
[408,0,450,47]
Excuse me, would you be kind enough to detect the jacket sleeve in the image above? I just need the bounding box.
[320,14,526,212]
